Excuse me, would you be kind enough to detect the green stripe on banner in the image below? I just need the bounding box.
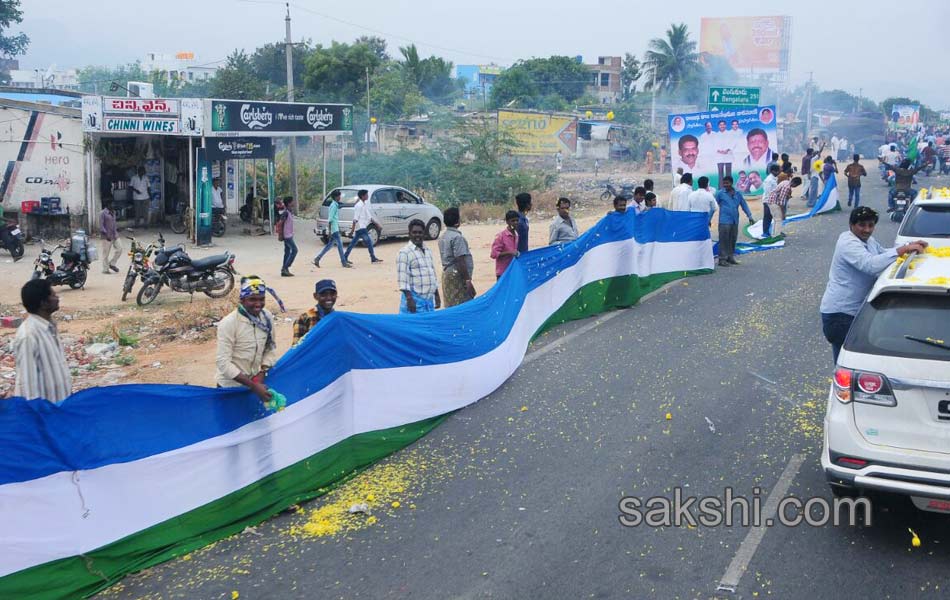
[0,415,448,600]
[2,269,710,599]
[535,269,712,337]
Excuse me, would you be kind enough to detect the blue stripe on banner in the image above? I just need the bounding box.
[787,174,836,223]
[0,208,709,486]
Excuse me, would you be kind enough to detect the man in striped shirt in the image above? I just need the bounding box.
[13,279,72,402]
[765,176,803,238]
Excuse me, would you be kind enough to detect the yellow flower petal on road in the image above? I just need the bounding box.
[909,528,921,548]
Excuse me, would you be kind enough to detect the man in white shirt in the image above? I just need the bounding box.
[13,279,72,403]
[713,120,735,182]
[681,175,718,223]
[760,164,780,237]
[668,172,693,210]
[699,121,718,168]
[344,189,383,264]
[830,135,840,160]
[877,142,890,159]
[211,177,225,210]
[129,166,150,228]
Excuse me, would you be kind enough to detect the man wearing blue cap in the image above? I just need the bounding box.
[293,279,337,346]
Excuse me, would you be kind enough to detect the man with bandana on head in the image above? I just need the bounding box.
[216,275,286,403]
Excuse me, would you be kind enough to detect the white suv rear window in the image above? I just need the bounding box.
[899,205,950,238]
[846,293,950,361]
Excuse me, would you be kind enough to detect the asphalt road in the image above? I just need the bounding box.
[102,175,950,600]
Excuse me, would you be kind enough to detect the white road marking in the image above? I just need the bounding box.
[523,280,682,364]
[716,453,806,595]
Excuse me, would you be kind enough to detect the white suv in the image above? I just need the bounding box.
[822,249,950,512]
[894,196,950,249]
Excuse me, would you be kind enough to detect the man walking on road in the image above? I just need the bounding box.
[761,164,780,237]
[99,201,121,274]
[819,207,928,363]
[314,190,352,269]
[438,207,476,307]
[277,197,297,277]
[398,219,441,314]
[343,189,383,265]
[843,155,867,207]
[13,279,72,403]
[714,175,755,267]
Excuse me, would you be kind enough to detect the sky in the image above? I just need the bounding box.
[17,0,950,108]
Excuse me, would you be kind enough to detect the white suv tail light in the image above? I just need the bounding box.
[834,368,897,407]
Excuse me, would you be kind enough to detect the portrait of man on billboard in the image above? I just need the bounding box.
[674,134,702,174]
[741,128,778,170]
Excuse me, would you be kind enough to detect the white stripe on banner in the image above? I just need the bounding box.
[746,175,839,240]
[0,238,712,577]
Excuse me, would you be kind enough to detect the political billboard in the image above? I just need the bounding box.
[497,110,577,156]
[668,105,778,195]
[888,104,920,129]
[700,16,790,72]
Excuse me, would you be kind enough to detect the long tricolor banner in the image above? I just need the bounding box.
[0,209,713,599]
[745,173,840,240]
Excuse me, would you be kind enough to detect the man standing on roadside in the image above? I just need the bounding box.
[820,207,928,362]
[314,189,352,268]
[669,173,693,210]
[549,197,579,244]
[491,210,521,279]
[344,189,383,265]
[277,197,298,277]
[438,207,476,307]
[13,279,72,402]
[398,219,441,314]
[515,192,532,254]
[682,176,718,223]
[761,164,780,237]
[99,201,121,275]
[843,155,868,207]
[714,175,755,267]
[215,276,284,402]
[129,166,150,229]
[292,279,337,346]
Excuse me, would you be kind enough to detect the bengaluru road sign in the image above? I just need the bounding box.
[708,86,760,111]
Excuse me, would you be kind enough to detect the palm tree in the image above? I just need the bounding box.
[643,23,700,92]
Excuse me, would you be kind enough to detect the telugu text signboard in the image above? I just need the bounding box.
[207,100,353,137]
[700,16,789,72]
[82,96,203,136]
[668,105,778,195]
[497,110,577,156]
[708,86,760,111]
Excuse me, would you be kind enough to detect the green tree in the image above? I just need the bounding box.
[643,23,700,92]
[210,50,266,100]
[398,44,459,104]
[621,53,642,99]
[490,56,590,109]
[78,62,150,94]
[0,0,27,57]
[301,39,385,103]
[250,40,311,89]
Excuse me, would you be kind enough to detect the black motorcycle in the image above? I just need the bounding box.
[31,240,89,289]
[600,182,637,201]
[136,233,236,306]
[121,236,159,302]
[1,220,24,261]
[212,208,226,237]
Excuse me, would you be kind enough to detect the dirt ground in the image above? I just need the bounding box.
[1,155,821,396]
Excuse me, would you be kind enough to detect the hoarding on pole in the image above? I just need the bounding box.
[206,100,353,137]
[668,105,778,195]
[497,110,578,156]
[888,104,920,129]
[700,16,790,72]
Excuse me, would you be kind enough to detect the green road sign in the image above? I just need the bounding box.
[708,86,760,111]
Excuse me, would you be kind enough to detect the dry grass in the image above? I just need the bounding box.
[458,202,511,224]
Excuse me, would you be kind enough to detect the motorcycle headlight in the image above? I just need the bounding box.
[134,252,143,261]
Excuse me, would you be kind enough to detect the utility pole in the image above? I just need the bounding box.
[650,67,657,129]
[366,66,371,152]
[285,3,299,202]
[805,72,813,138]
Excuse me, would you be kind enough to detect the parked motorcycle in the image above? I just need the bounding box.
[212,208,226,237]
[121,236,159,302]
[169,199,189,235]
[136,233,236,306]
[600,182,637,202]
[31,233,94,289]
[1,220,24,261]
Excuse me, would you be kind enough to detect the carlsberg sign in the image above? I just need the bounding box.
[208,100,352,137]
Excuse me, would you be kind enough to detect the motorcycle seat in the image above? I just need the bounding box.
[190,253,230,270]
